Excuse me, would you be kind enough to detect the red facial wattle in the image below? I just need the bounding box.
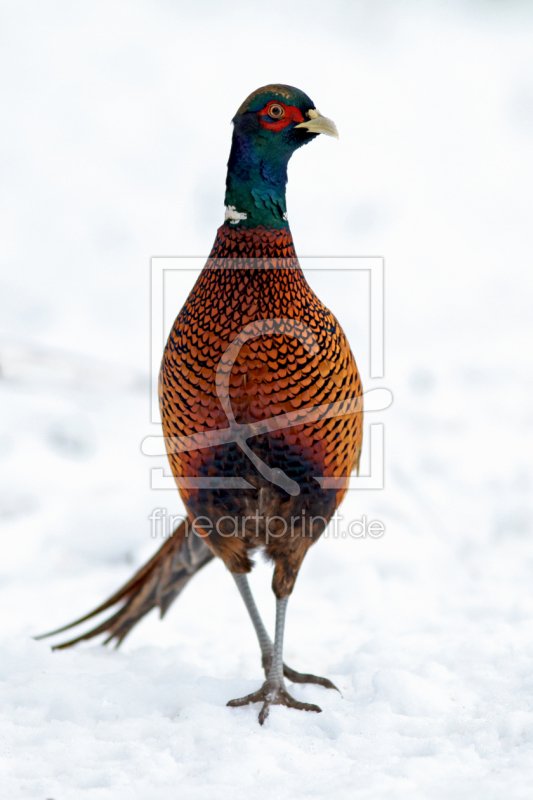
[257,101,305,132]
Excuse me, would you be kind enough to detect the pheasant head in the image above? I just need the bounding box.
[225,84,338,229]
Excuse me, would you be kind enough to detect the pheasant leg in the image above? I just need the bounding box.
[231,573,339,691]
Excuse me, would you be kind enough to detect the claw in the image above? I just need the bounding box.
[227,681,322,725]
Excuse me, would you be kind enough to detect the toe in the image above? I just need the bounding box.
[278,688,322,713]
[283,663,340,692]
[258,702,270,725]
[227,688,265,708]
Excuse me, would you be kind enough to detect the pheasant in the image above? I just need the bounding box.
[40,85,363,724]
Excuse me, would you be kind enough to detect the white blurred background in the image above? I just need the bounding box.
[1,1,533,798]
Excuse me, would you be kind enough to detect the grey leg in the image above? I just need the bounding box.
[227,593,324,725]
[231,572,340,691]
[232,573,272,664]
[268,596,288,685]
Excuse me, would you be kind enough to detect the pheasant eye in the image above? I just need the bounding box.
[268,103,285,119]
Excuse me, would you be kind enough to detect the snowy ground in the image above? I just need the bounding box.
[1,1,533,798]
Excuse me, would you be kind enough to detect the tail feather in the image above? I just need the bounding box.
[36,521,215,649]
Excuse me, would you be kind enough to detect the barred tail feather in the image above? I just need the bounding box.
[36,521,215,649]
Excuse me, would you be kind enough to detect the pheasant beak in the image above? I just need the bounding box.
[294,108,339,138]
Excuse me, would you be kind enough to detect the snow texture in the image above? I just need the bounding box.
[1,1,533,798]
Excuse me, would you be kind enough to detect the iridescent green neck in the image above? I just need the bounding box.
[224,123,290,229]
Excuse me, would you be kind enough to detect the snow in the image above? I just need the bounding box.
[1,0,533,797]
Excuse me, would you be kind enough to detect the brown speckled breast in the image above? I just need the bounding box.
[159,224,362,593]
